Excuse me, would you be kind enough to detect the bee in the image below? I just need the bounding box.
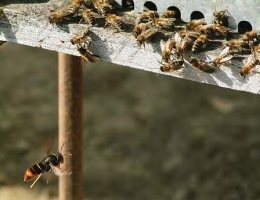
[197,24,216,38]
[186,19,207,31]
[70,29,92,45]
[191,34,208,53]
[48,3,81,24]
[160,38,176,62]
[161,10,177,18]
[214,24,231,39]
[213,10,228,27]
[24,142,72,188]
[226,39,250,54]
[136,28,158,47]
[240,54,260,79]
[77,44,100,62]
[213,46,233,68]
[104,14,126,31]
[160,59,184,72]
[93,0,113,16]
[82,8,96,25]
[132,21,153,38]
[176,31,199,56]
[136,10,159,24]
[189,57,216,73]
[243,30,259,44]
[213,9,236,29]
[153,17,175,31]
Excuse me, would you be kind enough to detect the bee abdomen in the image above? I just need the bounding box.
[83,15,96,25]
[24,162,47,181]
[115,19,126,30]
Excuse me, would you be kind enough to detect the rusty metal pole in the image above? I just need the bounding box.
[58,53,83,200]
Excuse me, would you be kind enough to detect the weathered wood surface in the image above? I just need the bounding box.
[0,0,260,94]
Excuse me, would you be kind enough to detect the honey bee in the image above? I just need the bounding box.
[161,10,177,18]
[176,31,199,56]
[214,24,231,39]
[132,21,153,38]
[243,30,259,44]
[213,9,236,29]
[104,14,126,31]
[226,39,250,54]
[160,59,184,72]
[213,10,228,27]
[186,19,207,31]
[24,142,72,188]
[191,34,208,53]
[93,0,113,16]
[213,46,233,68]
[189,57,216,73]
[70,29,92,45]
[48,2,81,24]
[136,10,159,24]
[160,38,176,62]
[82,8,96,25]
[136,28,158,47]
[240,54,260,79]
[77,44,100,62]
[153,17,175,31]
[197,24,216,38]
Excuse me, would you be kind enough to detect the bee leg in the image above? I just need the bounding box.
[113,29,120,34]
[78,18,84,24]
[103,22,109,28]
[30,173,43,188]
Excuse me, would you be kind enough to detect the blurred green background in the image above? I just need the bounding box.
[1,43,260,200]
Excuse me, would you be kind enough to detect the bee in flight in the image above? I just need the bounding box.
[24,142,72,188]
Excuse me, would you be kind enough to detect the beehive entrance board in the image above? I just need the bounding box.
[0,0,260,94]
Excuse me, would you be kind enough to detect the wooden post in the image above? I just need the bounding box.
[58,53,83,200]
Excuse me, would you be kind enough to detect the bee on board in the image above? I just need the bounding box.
[82,7,97,25]
[160,59,184,72]
[48,2,81,24]
[213,46,234,68]
[70,29,92,45]
[104,14,126,31]
[239,50,260,79]
[189,56,216,73]
[213,9,237,30]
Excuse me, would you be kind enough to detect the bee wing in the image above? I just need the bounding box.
[174,32,182,44]
[244,54,255,65]
[220,54,233,63]
[226,10,237,30]
[219,46,230,56]
[50,164,72,176]
[160,39,166,51]
[145,28,158,38]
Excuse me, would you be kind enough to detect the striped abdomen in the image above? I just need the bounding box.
[24,162,50,181]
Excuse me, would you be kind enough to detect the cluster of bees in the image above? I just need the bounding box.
[48,0,129,62]
[134,8,260,79]
[48,0,260,79]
